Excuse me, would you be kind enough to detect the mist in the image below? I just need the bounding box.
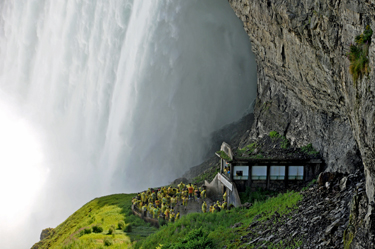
[0,0,257,248]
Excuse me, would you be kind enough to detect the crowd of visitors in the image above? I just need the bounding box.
[132,182,228,222]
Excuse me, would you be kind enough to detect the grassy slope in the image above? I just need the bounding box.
[135,191,302,249]
[32,194,157,249]
[33,190,303,249]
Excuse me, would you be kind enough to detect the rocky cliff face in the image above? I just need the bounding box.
[228,0,375,247]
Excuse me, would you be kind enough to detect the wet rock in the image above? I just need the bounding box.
[340,177,348,191]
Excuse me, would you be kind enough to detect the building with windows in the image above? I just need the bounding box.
[214,142,323,206]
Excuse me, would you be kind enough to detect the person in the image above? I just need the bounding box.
[201,188,206,199]
[223,191,227,202]
[188,184,194,199]
[202,201,207,213]
[142,204,147,217]
[162,195,167,207]
[169,210,175,222]
[171,195,177,209]
[222,201,227,210]
[164,208,170,220]
[175,211,180,220]
[182,196,188,210]
[153,206,159,219]
[151,191,156,202]
[141,192,146,203]
[178,182,185,191]
[195,188,201,200]
[176,190,181,202]
[155,199,160,208]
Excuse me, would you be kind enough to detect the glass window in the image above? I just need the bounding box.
[252,166,267,180]
[270,166,285,180]
[289,166,304,180]
[233,166,249,180]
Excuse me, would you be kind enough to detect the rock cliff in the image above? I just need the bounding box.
[228,0,375,247]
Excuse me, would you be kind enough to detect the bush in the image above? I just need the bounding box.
[92,224,103,233]
[118,220,126,230]
[124,224,132,232]
[347,25,373,83]
[103,237,113,246]
[108,225,115,235]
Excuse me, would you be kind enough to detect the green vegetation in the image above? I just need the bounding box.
[249,153,264,159]
[269,131,289,149]
[237,142,258,155]
[215,150,231,161]
[301,143,319,155]
[135,191,302,249]
[192,165,220,185]
[33,194,157,249]
[347,25,373,83]
[239,187,278,204]
[159,228,214,249]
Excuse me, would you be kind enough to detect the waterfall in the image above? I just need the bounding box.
[0,0,257,248]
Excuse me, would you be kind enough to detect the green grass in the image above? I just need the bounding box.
[135,191,302,249]
[347,25,372,83]
[32,194,157,249]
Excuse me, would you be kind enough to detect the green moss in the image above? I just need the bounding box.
[216,151,231,161]
[347,25,373,84]
[343,225,355,249]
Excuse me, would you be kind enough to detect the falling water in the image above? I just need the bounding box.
[0,0,257,248]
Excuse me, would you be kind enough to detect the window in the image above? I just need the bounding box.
[233,166,249,180]
[289,166,304,180]
[252,166,267,180]
[270,166,285,180]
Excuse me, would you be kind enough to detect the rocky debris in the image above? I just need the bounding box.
[229,170,365,248]
[241,202,253,209]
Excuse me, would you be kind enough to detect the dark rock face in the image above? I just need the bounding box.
[228,0,375,244]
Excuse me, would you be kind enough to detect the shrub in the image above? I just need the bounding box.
[347,25,373,83]
[124,224,132,232]
[108,225,115,235]
[118,220,125,230]
[92,224,103,233]
[103,237,113,246]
